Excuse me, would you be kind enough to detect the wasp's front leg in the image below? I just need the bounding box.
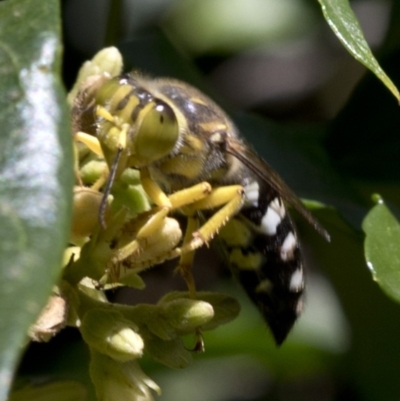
[75,107,131,227]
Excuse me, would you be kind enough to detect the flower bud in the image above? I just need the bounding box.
[90,349,160,401]
[81,309,143,362]
[79,160,108,185]
[159,291,241,330]
[68,47,123,105]
[161,298,214,334]
[70,187,103,242]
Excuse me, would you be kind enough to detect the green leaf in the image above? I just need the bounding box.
[362,196,400,302]
[141,328,193,369]
[318,0,400,100]
[0,0,73,397]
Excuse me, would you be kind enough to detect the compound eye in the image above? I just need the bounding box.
[134,100,179,164]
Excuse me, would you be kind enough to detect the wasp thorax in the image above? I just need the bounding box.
[133,100,179,165]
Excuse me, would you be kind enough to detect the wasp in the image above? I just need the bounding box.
[73,71,329,345]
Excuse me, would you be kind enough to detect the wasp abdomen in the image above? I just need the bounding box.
[219,181,304,345]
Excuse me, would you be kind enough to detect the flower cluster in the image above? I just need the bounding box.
[29,48,240,401]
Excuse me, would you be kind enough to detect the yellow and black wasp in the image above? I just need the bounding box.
[73,70,329,345]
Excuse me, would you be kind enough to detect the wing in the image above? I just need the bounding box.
[226,138,330,242]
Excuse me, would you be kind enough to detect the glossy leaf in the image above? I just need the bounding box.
[318,0,400,100]
[0,0,73,398]
[362,196,400,303]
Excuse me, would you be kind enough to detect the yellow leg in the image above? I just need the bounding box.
[114,182,244,277]
[140,167,172,208]
[180,185,245,253]
[76,107,130,227]
[90,168,109,191]
[104,164,243,291]
[120,166,210,261]
[174,215,205,353]
[140,167,212,209]
[74,131,109,191]
[168,182,212,209]
[131,182,244,308]
[75,131,105,158]
[175,216,198,299]
[111,207,170,264]
[112,173,212,267]
[96,104,116,123]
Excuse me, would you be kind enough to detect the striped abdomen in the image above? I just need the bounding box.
[218,180,304,345]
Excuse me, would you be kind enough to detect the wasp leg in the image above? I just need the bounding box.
[140,167,214,209]
[75,103,130,157]
[180,185,245,253]
[73,145,85,188]
[111,169,211,266]
[75,131,105,158]
[175,216,199,298]
[74,131,109,190]
[112,206,170,265]
[74,132,106,188]
[140,167,172,208]
[114,214,183,281]
[172,185,244,351]
[74,132,112,226]
[174,214,205,353]
[124,182,244,289]
[75,111,131,227]
[171,185,244,299]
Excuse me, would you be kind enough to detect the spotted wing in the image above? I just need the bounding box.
[226,138,330,242]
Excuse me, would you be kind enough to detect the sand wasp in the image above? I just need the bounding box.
[73,66,329,345]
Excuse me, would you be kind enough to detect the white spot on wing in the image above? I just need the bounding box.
[289,268,304,292]
[270,197,286,219]
[243,181,260,207]
[260,206,281,236]
[280,232,297,261]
